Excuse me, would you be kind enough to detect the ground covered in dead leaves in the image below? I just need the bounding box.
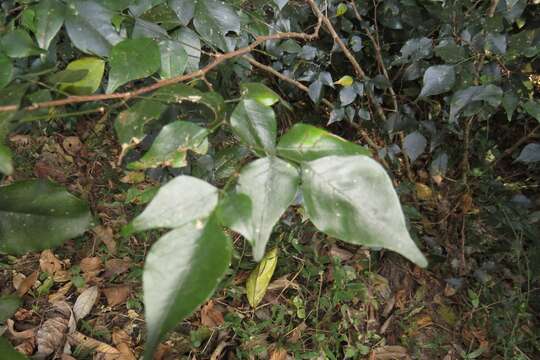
[1,116,538,359]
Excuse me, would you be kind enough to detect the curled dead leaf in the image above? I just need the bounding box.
[35,301,73,358]
[17,271,38,297]
[40,250,63,275]
[112,329,136,360]
[104,259,130,277]
[95,226,117,255]
[62,136,82,155]
[200,301,224,329]
[67,331,120,355]
[73,286,99,321]
[416,183,433,201]
[49,282,73,303]
[80,257,102,273]
[15,338,35,356]
[103,286,130,307]
[6,319,36,340]
[53,270,71,283]
[329,244,353,261]
[269,348,288,360]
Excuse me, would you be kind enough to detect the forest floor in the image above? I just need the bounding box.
[1,112,539,360]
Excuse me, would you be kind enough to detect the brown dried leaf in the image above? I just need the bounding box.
[53,270,71,283]
[112,329,136,360]
[288,322,306,343]
[104,259,130,277]
[372,345,411,360]
[6,319,36,340]
[73,286,99,321]
[153,343,171,360]
[63,136,82,155]
[269,348,288,360]
[61,355,77,360]
[40,250,63,275]
[15,338,35,356]
[95,226,117,255]
[103,286,130,307]
[267,274,300,291]
[200,301,224,329]
[36,317,69,358]
[14,308,33,321]
[67,331,120,354]
[12,272,26,290]
[80,257,102,273]
[17,271,38,296]
[49,282,73,303]
[329,245,353,261]
[34,160,67,182]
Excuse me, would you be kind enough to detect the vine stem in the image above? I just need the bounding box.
[0,14,322,113]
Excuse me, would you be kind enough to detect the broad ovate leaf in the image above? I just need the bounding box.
[231,157,299,261]
[0,180,92,255]
[419,65,455,97]
[277,123,370,162]
[0,143,13,175]
[193,0,240,51]
[59,57,105,95]
[0,54,13,88]
[516,143,540,163]
[159,39,188,79]
[216,193,252,229]
[35,0,65,51]
[246,247,278,308]
[240,83,280,106]
[169,0,195,26]
[403,131,427,162]
[128,121,209,170]
[127,176,218,233]
[301,155,427,267]
[449,85,502,123]
[143,216,231,358]
[106,38,161,93]
[523,100,540,123]
[65,0,123,57]
[230,99,277,155]
[0,294,21,322]
[0,29,42,58]
[172,27,200,72]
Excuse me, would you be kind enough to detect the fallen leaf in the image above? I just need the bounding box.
[53,270,71,283]
[40,250,63,275]
[6,319,36,340]
[12,272,26,291]
[104,259,130,277]
[15,338,35,356]
[153,343,172,360]
[246,247,278,308]
[95,226,117,255]
[416,183,433,201]
[34,159,67,182]
[267,274,300,291]
[80,257,102,273]
[63,136,82,155]
[67,331,120,355]
[372,345,411,359]
[35,302,72,358]
[288,322,306,343]
[112,329,136,360]
[201,301,224,329]
[329,244,353,261]
[269,348,288,360]
[73,286,99,321]
[17,271,38,296]
[103,286,130,307]
[14,308,33,321]
[61,355,77,360]
[49,282,73,303]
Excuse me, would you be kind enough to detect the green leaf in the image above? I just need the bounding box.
[0,294,21,322]
[301,155,427,267]
[35,0,65,51]
[107,38,161,93]
[0,53,14,88]
[516,143,540,163]
[169,0,195,26]
[336,3,348,16]
[0,29,43,58]
[0,337,26,360]
[216,193,252,228]
[246,247,278,308]
[193,0,240,51]
[143,215,231,358]
[114,99,167,149]
[0,143,13,175]
[523,100,540,122]
[449,85,502,123]
[128,121,209,170]
[65,0,124,57]
[231,157,299,261]
[394,37,432,64]
[159,39,188,79]
[277,123,370,162]
[240,83,280,106]
[59,57,105,95]
[419,65,455,97]
[502,91,519,121]
[172,27,200,72]
[403,131,427,162]
[230,99,277,155]
[0,180,93,255]
[128,176,219,233]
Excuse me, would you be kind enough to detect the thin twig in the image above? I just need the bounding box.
[0,18,322,113]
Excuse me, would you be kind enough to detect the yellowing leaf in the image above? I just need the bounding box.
[246,247,278,308]
[335,75,353,87]
[59,57,105,95]
[336,3,348,17]
[415,183,433,201]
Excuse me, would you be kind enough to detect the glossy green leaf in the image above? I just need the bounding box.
[193,0,240,51]
[0,337,26,360]
[128,121,209,170]
[240,83,280,106]
[35,0,65,51]
[301,155,427,267]
[0,29,42,58]
[216,193,251,228]
[502,91,519,121]
[230,99,277,155]
[516,143,540,163]
[449,85,502,123]
[106,38,161,93]
[172,27,200,72]
[65,0,123,57]
[277,123,370,162]
[143,215,231,359]
[0,143,13,175]
[0,180,93,255]
[0,294,21,322]
[114,99,168,149]
[127,176,219,233]
[231,157,299,261]
[419,65,455,97]
[0,54,14,88]
[159,39,188,79]
[169,0,195,26]
[523,100,540,122]
[59,57,105,95]
[394,37,432,64]
[246,247,278,308]
[403,131,427,162]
